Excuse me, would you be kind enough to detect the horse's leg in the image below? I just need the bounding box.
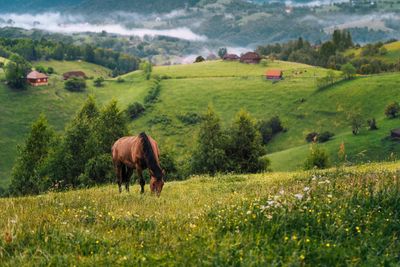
[114,162,123,193]
[137,168,145,194]
[125,167,134,192]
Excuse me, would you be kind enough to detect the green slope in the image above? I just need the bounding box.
[346,41,400,64]
[0,61,150,188]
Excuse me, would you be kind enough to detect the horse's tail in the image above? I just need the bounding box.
[139,132,163,180]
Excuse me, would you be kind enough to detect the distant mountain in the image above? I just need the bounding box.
[0,0,201,14]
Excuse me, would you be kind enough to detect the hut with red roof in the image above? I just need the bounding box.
[265,69,283,80]
[27,71,48,86]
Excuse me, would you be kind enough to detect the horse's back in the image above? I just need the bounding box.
[112,136,139,165]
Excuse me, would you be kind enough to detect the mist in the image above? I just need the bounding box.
[0,12,207,41]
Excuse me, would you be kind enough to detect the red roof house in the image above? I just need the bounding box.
[27,71,48,86]
[265,69,283,80]
[63,71,87,80]
[223,54,240,61]
[240,52,261,64]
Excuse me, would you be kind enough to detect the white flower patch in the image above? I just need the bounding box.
[294,193,304,200]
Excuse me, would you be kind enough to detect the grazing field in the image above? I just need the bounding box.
[0,63,149,188]
[1,162,400,265]
[345,41,400,64]
[35,60,111,78]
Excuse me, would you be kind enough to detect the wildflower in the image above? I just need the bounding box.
[326,243,330,247]
[284,236,289,241]
[299,255,305,260]
[292,235,297,241]
[306,238,310,243]
[327,194,332,198]
[279,190,285,195]
[303,186,310,192]
[356,226,361,233]
[246,210,252,215]
[267,200,275,206]
[294,193,304,200]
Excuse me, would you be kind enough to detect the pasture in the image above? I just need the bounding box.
[1,162,400,265]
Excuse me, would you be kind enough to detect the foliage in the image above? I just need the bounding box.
[341,63,356,80]
[64,77,87,92]
[191,107,229,175]
[176,112,203,125]
[258,116,284,144]
[384,101,400,118]
[226,109,267,173]
[9,114,54,195]
[367,118,378,130]
[304,143,330,170]
[126,102,145,120]
[348,111,363,135]
[93,77,105,87]
[305,132,319,143]
[5,54,31,89]
[159,148,180,180]
[144,78,161,105]
[116,77,125,83]
[140,60,152,80]
[79,154,114,186]
[318,131,335,143]
[194,56,205,63]
[218,47,227,59]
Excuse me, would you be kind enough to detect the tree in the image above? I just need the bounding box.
[385,102,400,118]
[10,115,54,195]
[194,56,205,63]
[367,118,378,130]
[341,63,356,80]
[191,106,229,175]
[93,77,105,87]
[304,143,330,170]
[64,77,86,92]
[140,60,152,80]
[5,54,31,89]
[348,111,363,135]
[226,109,267,173]
[218,47,227,59]
[258,116,284,144]
[83,44,95,62]
[126,102,145,119]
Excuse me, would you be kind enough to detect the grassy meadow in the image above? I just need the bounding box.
[345,41,400,64]
[1,162,400,265]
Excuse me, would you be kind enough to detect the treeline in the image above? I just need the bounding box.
[0,37,140,75]
[256,30,400,75]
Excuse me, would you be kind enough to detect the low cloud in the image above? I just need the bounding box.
[0,12,207,41]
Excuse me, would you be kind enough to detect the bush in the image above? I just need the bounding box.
[318,131,334,143]
[93,77,105,87]
[144,79,161,105]
[305,132,319,143]
[177,112,203,125]
[385,102,400,118]
[64,77,86,92]
[304,144,330,170]
[116,77,125,83]
[47,67,54,74]
[367,118,378,130]
[35,65,47,73]
[79,154,114,185]
[148,115,172,126]
[258,116,284,144]
[194,56,205,63]
[159,149,181,180]
[126,102,145,120]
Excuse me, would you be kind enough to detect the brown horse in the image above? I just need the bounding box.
[111,132,164,196]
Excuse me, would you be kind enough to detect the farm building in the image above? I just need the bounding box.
[266,69,283,80]
[27,71,48,86]
[223,54,240,61]
[240,52,261,64]
[390,129,400,139]
[63,71,87,80]
[207,53,218,60]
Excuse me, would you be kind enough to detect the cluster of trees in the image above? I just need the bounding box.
[9,97,128,195]
[191,107,269,175]
[257,30,399,75]
[0,37,140,76]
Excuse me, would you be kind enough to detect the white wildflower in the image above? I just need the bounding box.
[294,193,304,200]
[303,186,310,192]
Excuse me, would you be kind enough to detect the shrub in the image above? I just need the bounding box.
[126,102,145,120]
[148,115,172,126]
[367,118,378,130]
[385,102,400,118]
[341,63,356,80]
[47,67,54,74]
[35,65,47,73]
[318,131,334,143]
[116,77,125,83]
[64,77,86,92]
[144,79,161,105]
[194,56,205,63]
[348,111,363,135]
[177,112,203,125]
[93,77,105,87]
[305,132,318,143]
[159,149,180,180]
[258,116,284,144]
[79,154,114,185]
[304,144,330,170]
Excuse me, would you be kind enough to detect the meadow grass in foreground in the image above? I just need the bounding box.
[1,162,400,266]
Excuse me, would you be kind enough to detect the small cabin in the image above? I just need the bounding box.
[63,71,87,80]
[223,54,240,61]
[240,52,261,64]
[390,129,400,139]
[27,71,48,86]
[266,69,283,80]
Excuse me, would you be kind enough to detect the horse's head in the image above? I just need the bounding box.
[150,175,164,197]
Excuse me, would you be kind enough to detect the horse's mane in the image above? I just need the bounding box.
[139,132,163,180]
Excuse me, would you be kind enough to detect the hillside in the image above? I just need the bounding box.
[346,41,400,64]
[1,162,400,265]
[1,59,400,187]
[0,60,151,188]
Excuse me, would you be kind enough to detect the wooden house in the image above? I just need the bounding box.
[240,52,261,64]
[266,69,283,80]
[63,71,87,80]
[27,71,48,86]
[223,54,240,61]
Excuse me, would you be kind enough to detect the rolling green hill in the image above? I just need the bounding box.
[1,162,400,265]
[1,59,400,187]
[346,41,400,64]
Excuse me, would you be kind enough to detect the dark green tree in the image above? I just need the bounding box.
[191,106,229,175]
[341,63,356,80]
[64,77,86,92]
[218,47,227,59]
[10,114,54,195]
[385,102,400,118]
[226,109,267,173]
[304,143,330,170]
[5,54,31,89]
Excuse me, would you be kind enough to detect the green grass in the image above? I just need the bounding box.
[345,41,400,64]
[0,62,150,188]
[1,162,400,265]
[35,60,111,78]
